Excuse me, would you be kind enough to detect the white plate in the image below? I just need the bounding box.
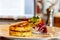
[0,25,60,39]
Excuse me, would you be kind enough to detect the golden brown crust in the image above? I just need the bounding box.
[9,21,32,31]
[9,21,28,27]
[10,25,32,31]
[9,30,32,37]
[9,21,32,37]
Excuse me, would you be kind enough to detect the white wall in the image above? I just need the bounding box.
[0,0,25,18]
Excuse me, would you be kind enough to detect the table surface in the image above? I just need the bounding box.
[0,24,60,39]
[0,21,60,40]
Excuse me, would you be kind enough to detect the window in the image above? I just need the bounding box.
[0,0,34,19]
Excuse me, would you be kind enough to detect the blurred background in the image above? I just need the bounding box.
[0,0,60,26]
[0,0,60,40]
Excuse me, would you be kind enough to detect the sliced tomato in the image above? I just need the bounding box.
[40,19,45,24]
